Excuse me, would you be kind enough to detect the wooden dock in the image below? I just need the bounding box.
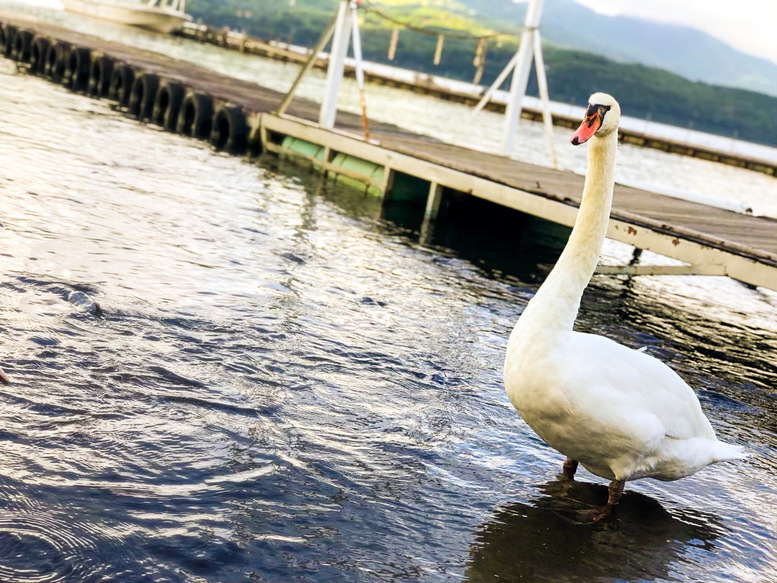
[174,22,777,178]
[1,13,776,292]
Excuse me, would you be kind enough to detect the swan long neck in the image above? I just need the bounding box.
[519,131,617,336]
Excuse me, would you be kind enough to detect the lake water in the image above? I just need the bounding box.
[1,12,777,583]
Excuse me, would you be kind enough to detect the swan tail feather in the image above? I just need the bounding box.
[712,441,747,463]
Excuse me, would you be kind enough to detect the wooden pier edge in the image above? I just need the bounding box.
[1,15,776,293]
[260,114,777,291]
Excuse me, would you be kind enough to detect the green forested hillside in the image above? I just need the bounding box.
[186,0,777,146]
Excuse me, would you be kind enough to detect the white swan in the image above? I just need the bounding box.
[503,93,745,519]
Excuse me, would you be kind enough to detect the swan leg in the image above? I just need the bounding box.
[607,479,625,506]
[561,457,579,480]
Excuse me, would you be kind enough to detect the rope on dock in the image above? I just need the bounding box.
[360,1,520,40]
[358,2,523,78]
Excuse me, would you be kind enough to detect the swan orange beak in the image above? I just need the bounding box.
[571,112,602,145]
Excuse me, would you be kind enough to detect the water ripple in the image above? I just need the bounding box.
[0,512,155,583]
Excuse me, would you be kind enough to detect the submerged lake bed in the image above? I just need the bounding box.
[0,27,776,583]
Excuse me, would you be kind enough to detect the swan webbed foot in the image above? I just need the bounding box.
[560,457,579,481]
[570,479,626,523]
[574,504,613,523]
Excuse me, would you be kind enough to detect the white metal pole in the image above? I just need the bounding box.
[350,1,370,140]
[468,50,519,121]
[320,0,352,128]
[533,30,557,168]
[350,2,365,91]
[501,0,545,157]
[276,12,338,116]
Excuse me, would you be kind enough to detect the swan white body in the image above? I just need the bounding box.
[504,93,744,489]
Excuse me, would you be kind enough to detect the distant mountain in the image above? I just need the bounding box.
[459,0,777,97]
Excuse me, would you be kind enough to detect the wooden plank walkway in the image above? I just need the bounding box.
[1,13,776,290]
[379,133,777,258]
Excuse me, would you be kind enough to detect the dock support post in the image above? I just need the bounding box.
[420,182,444,243]
[321,145,332,177]
[424,182,444,221]
[502,0,545,157]
[380,167,395,199]
[319,0,352,129]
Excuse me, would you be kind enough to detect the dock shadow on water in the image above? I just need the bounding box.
[466,480,722,583]
[423,191,572,280]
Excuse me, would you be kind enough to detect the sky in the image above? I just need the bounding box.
[572,0,777,65]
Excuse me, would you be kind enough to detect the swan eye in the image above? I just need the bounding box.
[585,104,612,129]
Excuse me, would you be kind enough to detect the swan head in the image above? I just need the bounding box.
[571,93,621,145]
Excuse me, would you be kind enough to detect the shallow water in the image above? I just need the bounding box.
[0,44,777,583]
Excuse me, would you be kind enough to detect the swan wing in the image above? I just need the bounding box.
[565,332,716,442]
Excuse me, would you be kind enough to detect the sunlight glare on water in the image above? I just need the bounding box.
[0,28,776,583]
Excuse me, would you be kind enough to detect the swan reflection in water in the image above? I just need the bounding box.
[465,480,722,583]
